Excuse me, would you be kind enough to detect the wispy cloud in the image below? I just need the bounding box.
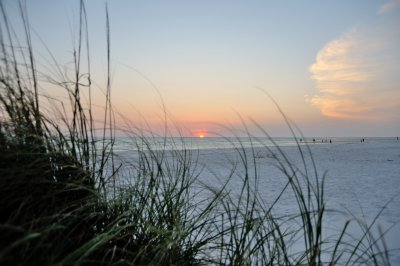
[309,22,400,121]
[379,0,400,14]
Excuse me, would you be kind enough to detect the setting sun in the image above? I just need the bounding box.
[193,129,208,138]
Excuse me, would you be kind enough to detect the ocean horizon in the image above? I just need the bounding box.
[113,136,398,152]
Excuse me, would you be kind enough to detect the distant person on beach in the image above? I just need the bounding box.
[313,138,315,143]
[330,139,332,143]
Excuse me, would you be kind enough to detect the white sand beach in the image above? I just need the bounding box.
[194,138,400,264]
[115,137,400,263]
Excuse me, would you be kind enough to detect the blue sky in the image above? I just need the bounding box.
[3,0,400,136]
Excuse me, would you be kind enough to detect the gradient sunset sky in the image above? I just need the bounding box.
[4,0,400,137]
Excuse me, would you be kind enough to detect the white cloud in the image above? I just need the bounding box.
[379,0,400,14]
[309,23,400,121]
[310,29,372,83]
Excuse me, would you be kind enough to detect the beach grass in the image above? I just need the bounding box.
[0,1,394,265]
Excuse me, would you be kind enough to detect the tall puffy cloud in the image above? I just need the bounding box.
[309,16,400,121]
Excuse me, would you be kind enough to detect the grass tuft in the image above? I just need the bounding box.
[0,1,396,265]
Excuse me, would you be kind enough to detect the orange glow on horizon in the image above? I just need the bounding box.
[193,128,208,138]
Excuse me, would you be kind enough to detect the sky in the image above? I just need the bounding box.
[3,0,400,137]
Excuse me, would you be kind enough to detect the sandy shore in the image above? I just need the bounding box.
[115,138,400,263]
[196,139,400,263]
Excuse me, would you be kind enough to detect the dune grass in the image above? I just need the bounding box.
[0,1,395,265]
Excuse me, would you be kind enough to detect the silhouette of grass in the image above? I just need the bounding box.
[0,1,395,265]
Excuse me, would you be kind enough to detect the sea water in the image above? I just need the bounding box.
[113,136,389,152]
